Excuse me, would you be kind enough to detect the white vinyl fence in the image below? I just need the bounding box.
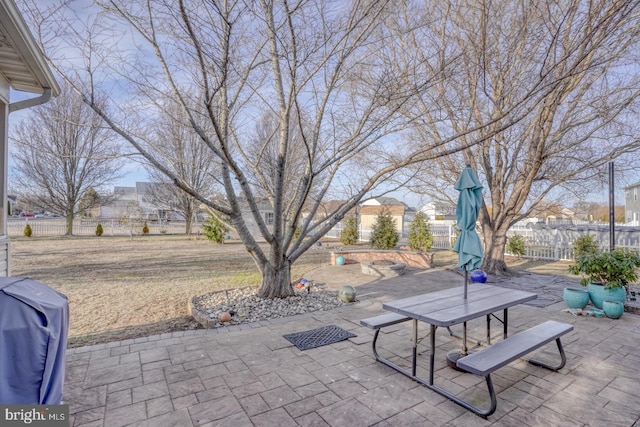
[506,223,640,261]
[8,218,189,237]
[11,217,640,262]
[327,219,640,261]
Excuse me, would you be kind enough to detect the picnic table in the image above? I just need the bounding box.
[362,284,572,418]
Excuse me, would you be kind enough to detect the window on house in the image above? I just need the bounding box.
[635,188,637,201]
[265,212,274,225]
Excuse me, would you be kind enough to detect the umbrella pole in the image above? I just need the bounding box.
[462,267,468,355]
[462,321,468,356]
[464,268,468,299]
[447,262,473,369]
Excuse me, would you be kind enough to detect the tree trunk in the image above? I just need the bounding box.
[185,212,193,236]
[481,226,509,275]
[65,208,74,236]
[257,260,295,299]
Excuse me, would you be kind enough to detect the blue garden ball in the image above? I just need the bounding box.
[300,278,308,285]
[470,269,487,283]
[336,256,345,266]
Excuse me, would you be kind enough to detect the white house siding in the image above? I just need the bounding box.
[0,238,8,276]
[625,182,640,225]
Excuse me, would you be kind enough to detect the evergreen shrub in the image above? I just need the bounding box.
[203,213,229,244]
[340,215,359,245]
[506,233,526,257]
[369,209,398,250]
[573,235,599,259]
[408,212,433,251]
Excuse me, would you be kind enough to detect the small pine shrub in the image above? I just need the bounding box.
[408,212,433,251]
[573,235,599,259]
[369,209,398,250]
[95,223,104,237]
[23,223,33,237]
[142,221,149,235]
[506,234,526,257]
[202,213,229,244]
[340,215,359,245]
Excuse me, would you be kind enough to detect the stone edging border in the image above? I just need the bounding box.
[361,261,406,277]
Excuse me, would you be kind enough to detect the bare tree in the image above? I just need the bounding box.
[21,0,424,298]
[19,0,608,296]
[10,84,123,235]
[390,0,640,274]
[143,98,220,234]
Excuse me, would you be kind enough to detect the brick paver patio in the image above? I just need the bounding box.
[65,266,640,426]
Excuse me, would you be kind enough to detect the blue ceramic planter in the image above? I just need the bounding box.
[602,300,624,319]
[563,287,590,309]
[587,283,626,309]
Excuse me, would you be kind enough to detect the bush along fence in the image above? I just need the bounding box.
[7,218,189,237]
[324,222,455,250]
[11,216,640,262]
[326,220,640,262]
[505,223,640,261]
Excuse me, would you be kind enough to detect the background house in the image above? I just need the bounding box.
[239,198,275,230]
[359,197,409,237]
[301,200,360,223]
[545,208,576,225]
[625,182,640,225]
[421,201,456,221]
[98,182,173,221]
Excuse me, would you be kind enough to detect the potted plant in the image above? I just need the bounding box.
[568,249,640,310]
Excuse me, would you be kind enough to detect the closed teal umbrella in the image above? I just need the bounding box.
[449,165,484,365]
[453,165,484,298]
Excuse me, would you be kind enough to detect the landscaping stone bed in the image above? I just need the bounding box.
[190,286,352,328]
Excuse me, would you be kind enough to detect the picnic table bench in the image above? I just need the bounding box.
[455,320,573,417]
[360,313,410,361]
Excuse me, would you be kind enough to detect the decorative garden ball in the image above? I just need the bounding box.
[338,285,356,302]
[218,312,232,322]
[300,278,308,285]
[336,256,345,266]
[470,269,487,283]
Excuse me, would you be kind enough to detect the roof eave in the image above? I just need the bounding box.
[0,0,60,96]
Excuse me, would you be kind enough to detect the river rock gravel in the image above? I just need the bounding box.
[192,285,352,327]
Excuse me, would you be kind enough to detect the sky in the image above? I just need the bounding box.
[8,0,638,214]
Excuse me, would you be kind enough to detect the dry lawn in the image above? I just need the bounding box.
[9,235,331,347]
[9,236,573,348]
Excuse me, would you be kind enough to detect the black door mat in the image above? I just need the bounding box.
[283,325,357,351]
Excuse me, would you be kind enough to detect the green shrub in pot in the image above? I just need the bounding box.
[568,249,640,290]
[568,249,640,309]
